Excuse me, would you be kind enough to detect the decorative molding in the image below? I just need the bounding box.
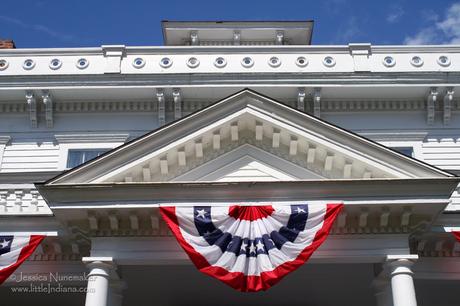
[42,90,53,128]
[172,88,182,120]
[0,96,456,114]
[413,232,460,258]
[322,98,428,112]
[190,31,199,46]
[444,87,454,125]
[0,187,52,215]
[313,87,321,117]
[55,133,129,144]
[427,87,438,125]
[156,88,165,126]
[54,100,156,112]
[233,30,241,45]
[25,91,37,128]
[358,132,428,142]
[54,203,436,239]
[297,87,305,112]
[275,31,284,45]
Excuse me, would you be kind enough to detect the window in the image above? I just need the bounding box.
[391,147,414,157]
[67,149,108,168]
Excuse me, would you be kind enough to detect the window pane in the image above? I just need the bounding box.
[67,149,109,168]
[67,151,84,168]
[391,147,414,157]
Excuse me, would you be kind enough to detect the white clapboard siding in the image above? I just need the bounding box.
[1,142,59,171]
[421,140,460,170]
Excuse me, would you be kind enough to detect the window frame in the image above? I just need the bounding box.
[379,141,421,160]
[57,142,124,170]
[66,148,110,169]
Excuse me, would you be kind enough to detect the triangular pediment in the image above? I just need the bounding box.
[46,89,452,185]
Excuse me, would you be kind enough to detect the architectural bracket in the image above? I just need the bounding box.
[190,31,199,46]
[427,87,438,125]
[25,91,37,128]
[443,87,454,125]
[297,87,306,112]
[42,90,53,128]
[172,88,182,120]
[156,88,165,126]
[275,31,284,45]
[313,88,321,118]
[233,31,241,45]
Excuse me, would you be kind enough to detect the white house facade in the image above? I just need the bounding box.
[0,21,460,306]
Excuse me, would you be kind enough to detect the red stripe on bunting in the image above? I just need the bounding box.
[160,204,343,292]
[453,231,460,242]
[0,235,45,285]
[228,205,274,221]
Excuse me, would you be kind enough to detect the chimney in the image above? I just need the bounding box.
[0,39,16,49]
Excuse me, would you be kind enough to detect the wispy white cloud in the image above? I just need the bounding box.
[437,3,460,43]
[334,17,362,43]
[0,15,76,43]
[405,3,460,44]
[386,5,404,23]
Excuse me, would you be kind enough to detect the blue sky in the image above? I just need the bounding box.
[1,0,460,48]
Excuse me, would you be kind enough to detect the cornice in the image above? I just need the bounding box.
[55,133,129,144]
[0,171,62,183]
[2,72,460,89]
[1,98,457,114]
[36,178,460,205]
[358,132,429,142]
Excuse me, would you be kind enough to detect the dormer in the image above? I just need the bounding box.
[161,20,314,46]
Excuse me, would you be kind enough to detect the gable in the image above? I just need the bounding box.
[46,89,452,185]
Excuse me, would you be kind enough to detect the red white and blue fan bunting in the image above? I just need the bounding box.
[0,235,45,285]
[160,202,343,292]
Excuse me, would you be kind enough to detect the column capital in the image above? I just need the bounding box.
[386,255,418,277]
[82,257,116,277]
[82,256,115,265]
[386,254,418,265]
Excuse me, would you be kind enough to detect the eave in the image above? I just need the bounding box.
[36,178,460,208]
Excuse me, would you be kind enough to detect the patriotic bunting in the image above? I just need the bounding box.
[0,235,45,285]
[453,231,460,242]
[161,202,343,292]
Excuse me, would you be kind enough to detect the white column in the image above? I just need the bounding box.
[83,257,115,306]
[386,255,418,306]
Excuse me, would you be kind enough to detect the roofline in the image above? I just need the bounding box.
[3,44,460,54]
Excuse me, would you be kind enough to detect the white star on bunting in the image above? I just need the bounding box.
[0,239,9,249]
[196,209,207,219]
[296,207,306,214]
[256,240,265,251]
